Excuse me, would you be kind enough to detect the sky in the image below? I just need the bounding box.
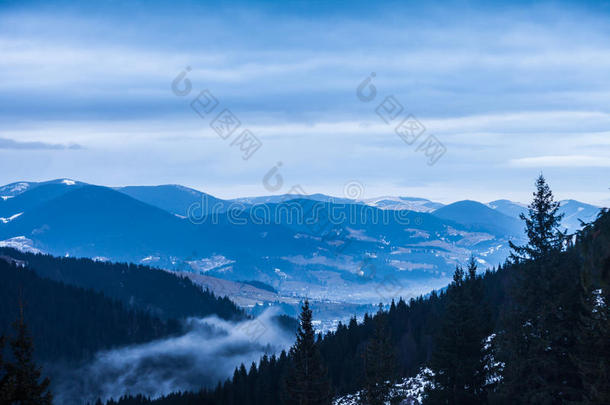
[1,0,610,205]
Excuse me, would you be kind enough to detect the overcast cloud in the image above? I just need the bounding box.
[1,0,609,205]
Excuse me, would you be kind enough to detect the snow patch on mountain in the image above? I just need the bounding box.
[0,212,22,223]
[361,196,443,212]
[140,256,160,263]
[0,236,43,254]
[186,255,235,273]
[281,254,357,272]
[346,227,378,242]
[389,260,435,272]
[0,182,31,196]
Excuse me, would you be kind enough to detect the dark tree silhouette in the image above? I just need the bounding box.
[284,300,331,405]
[360,304,396,405]
[4,304,53,404]
[497,175,583,404]
[426,261,490,404]
[509,174,565,262]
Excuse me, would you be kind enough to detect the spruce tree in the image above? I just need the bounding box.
[4,305,52,404]
[284,300,332,405]
[573,209,610,403]
[574,288,610,404]
[360,304,396,405]
[426,264,489,404]
[0,335,12,402]
[509,174,565,262]
[497,175,583,403]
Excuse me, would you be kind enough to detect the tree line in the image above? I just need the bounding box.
[0,250,244,321]
[109,175,610,404]
[2,175,607,404]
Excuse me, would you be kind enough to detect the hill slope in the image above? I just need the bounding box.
[432,200,523,237]
[0,248,244,321]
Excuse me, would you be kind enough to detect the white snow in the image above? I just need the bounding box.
[0,212,23,223]
[62,179,76,185]
[274,268,288,279]
[186,255,235,273]
[362,196,439,213]
[0,236,43,254]
[5,182,30,194]
[333,368,433,405]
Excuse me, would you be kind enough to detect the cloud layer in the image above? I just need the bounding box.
[51,309,293,405]
[0,0,609,205]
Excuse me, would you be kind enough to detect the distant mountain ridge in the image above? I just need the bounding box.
[486,198,600,233]
[433,200,523,237]
[0,179,602,303]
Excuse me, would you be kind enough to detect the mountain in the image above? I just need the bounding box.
[0,256,181,362]
[0,247,244,321]
[487,199,527,219]
[558,199,601,232]
[0,179,85,218]
[362,196,444,212]
[432,200,523,237]
[117,184,231,217]
[0,180,527,304]
[487,198,601,233]
[0,184,303,266]
[126,209,610,405]
[0,185,199,259]
[0,181,34,198]
[0,179,83,197]
[233,194,444,213]
[231,193,354,205]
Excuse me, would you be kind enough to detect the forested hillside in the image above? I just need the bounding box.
[0,249,244,321]
[108,176,609,405]
[0,259,180,362]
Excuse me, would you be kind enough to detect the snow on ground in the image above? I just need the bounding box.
[333,368,433,405]
[0,212,23,223]
[0,182,30,196]
[140,256,161,263]
[0,236,43,254]
[186,255,235,273]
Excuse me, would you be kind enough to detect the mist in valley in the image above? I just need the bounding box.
[51,309,294,404]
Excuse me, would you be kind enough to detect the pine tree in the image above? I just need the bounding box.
[283,300,332,405]
[3,304,52,405]
[573,209,610,403]
[496,176,583,404]
[574,288,610,404]
[0,335,12,402]
[360,304,396,405]
[509,174,565,262]
[426,264,490,404]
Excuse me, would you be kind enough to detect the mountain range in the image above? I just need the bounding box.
[0,179,602,306]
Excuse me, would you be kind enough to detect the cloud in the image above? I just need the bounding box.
[50,309,293,405]
[509,155,610,168]
[0,1,609,205]
[0,137,82,150]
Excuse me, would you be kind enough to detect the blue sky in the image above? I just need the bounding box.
[1,0,609,205]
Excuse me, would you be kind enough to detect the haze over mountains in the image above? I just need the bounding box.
[0,179,601,308]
